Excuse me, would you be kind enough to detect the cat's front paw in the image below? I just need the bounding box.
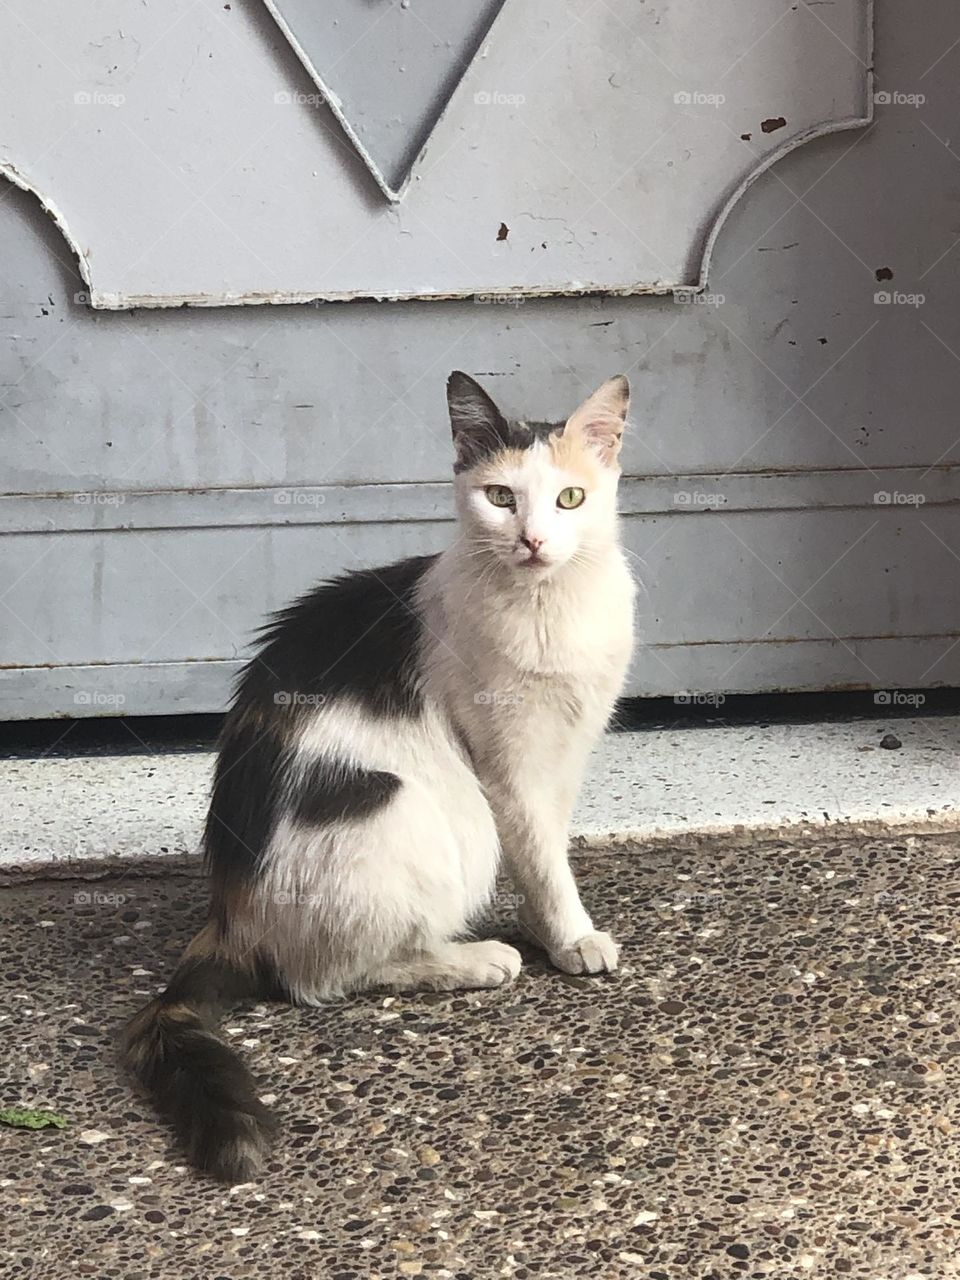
[459,939,523,987]
[550,931,619,975]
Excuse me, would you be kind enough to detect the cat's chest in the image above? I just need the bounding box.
[474,572,633,679]
[496,613,624,677]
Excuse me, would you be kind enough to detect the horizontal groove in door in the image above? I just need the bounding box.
[2,466,958,534]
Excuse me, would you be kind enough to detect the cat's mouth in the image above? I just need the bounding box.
[515,550,553,571]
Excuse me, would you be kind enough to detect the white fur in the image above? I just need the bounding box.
[244,380,634,997]
[421,517,634,968]
[243,703,501,1002]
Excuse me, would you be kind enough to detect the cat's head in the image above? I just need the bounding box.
[446,371,629,576]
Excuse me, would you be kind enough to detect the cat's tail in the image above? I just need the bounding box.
[121,924,279,1183]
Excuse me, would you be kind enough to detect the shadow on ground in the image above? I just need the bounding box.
[3,833,960,1278]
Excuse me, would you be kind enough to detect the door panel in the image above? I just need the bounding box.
[2,0,958,718]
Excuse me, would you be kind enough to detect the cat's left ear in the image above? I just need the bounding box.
[447,371,509,470]
[565,375,630,465]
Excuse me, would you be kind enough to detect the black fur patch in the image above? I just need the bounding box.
[204,555,432,904]
[291,758,401,826]
[452,418,563,473]
[204,721,290,899]
[241,554,434,718]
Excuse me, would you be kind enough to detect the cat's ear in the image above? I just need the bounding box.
[447,371,509,470]
[565,375,630,465]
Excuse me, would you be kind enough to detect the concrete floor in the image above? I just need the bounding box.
[3,832,960,1279]
[4,714,960,873]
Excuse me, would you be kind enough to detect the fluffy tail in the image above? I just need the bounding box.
[121,927,279,1183]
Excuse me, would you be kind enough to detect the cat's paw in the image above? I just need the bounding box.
[461,939,523,987]
[550,931,619,975]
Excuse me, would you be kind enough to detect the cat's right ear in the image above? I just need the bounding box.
[446,371,508,470]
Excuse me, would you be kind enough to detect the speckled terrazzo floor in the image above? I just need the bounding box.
[4,834,960,1280]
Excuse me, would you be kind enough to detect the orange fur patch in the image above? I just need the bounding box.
[548,429,607,485]
[469,434,605,488]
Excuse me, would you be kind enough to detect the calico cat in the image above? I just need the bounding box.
[123,370,635,1182]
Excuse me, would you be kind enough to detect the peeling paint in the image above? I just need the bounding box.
[91,281,680,310]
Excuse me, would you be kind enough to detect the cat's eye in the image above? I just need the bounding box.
[485,485,515,509]
[557,486,586,510]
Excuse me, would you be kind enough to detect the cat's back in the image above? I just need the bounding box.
[234,553,438,720]
[204,552,452,900]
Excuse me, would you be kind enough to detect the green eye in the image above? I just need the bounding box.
[485,485,515,509]
[557,486,585,510]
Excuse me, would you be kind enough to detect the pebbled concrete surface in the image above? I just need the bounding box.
[3,832,960,1279]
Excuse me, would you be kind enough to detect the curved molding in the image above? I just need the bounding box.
[0,0,873,308]
[695,0,875,294]
[0,111,873,310]
[0,160,93,299]
[695,112,874,295]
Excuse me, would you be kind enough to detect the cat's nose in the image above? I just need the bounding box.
[521,534,544,554]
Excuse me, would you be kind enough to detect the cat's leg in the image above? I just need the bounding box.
[485,780,618,976]
[368,940,522,992]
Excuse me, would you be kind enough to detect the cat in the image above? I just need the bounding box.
[122,370,635,1183]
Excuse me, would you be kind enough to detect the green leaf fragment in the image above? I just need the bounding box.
[0,1107,68,1130]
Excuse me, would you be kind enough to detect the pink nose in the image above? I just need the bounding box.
[521,535,544,554]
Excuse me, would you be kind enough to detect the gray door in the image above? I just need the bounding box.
[1,0,958,719]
